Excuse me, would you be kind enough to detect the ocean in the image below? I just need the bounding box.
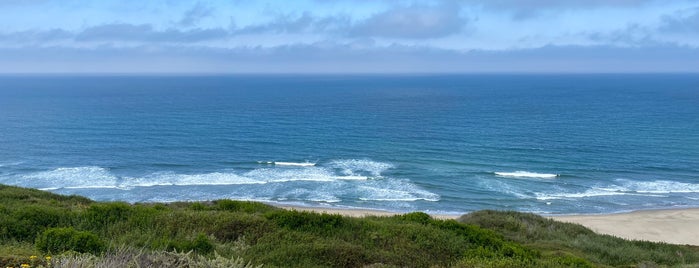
[1,74,697,215]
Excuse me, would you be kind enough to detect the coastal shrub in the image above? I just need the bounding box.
[81,202,133,230]
[51,247,262,268]
[4,184,699,268]
[35,227,104,254]
[213,199,277,214]
[167,233,215,254]
[189,202,207,211]
[400,211,432,224]
[250,235,367,268]
[265,210,345,233]
[211,214,272,243]
[459,210,699,266]
[5,205,72,241]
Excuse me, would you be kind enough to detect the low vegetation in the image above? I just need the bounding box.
[1,184,698,267]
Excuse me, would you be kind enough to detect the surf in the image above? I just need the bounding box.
[258,161,316,167]
[494,171,559,179]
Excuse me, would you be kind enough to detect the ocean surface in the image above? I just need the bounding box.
[1,74,698,215]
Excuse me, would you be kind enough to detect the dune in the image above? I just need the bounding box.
[278,205,699,246]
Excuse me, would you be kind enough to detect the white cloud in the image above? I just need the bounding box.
[349,4,467,39]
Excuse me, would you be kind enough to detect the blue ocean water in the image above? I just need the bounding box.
[1,74,698,215]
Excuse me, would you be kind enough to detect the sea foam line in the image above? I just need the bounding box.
[258,161,316,167]
[495,171,558,179]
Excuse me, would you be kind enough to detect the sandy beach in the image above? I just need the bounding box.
[550,208,699,246]
[279,206,699,246]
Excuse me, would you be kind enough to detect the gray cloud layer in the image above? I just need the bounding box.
[1,0,696,73]
[350,4,467,38]
[2,43,697,73]
[74,24,229,43]
[179,2,214,27]
[661,7,699,33]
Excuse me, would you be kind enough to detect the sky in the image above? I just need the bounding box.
[0,0,698,73]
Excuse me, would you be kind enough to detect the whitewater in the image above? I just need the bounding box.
[1,74,698,214]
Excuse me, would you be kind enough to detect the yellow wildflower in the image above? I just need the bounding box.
[45,256,52,261]
[29,256,37,260]
[20,264,30,268]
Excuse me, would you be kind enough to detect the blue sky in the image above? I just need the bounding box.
[1,0,698,73]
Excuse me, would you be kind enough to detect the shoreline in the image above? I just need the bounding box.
[276,205,699,246]
[550,208,699,246]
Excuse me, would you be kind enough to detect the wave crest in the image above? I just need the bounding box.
[3,159,438,206]
[327,159,394,177]
[495,171,558,179]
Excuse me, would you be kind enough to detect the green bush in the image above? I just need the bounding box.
[35,227,104,254]
[213,200,277,214]
[82,202,133,230]
[211,214,272,243]
[167,233,214,254]
[3,185,699,267]
[265,210,345,232]
[459,210,699,266]
[2,205,73,241]
[400,212,432,225]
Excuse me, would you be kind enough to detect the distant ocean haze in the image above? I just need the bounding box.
[0,74,698,214]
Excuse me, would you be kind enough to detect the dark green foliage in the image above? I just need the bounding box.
[189,202,207,211]
[81,202,134,230]
[459,210,699,267]
[2,184,699,268]
[400,211,432,224]
[0,185,87,241]
[211,214,272,243]
[167,233,214,254]
[213,200,277,214]
[35,227,104,254]
[265,210,345,233]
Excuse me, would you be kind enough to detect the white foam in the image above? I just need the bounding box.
[20,166,118,189]
[273,162,316,167]
[359,197,438,202]
[495,171,558,179]
[327,159,394,177]
[535,189,628,200]
[0,161,23,168]
[356,181,440,202]
[124,172,266,188]
[611,179,699,194]
[11,162,440,206]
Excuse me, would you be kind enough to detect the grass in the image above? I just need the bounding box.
[1,184,699,267]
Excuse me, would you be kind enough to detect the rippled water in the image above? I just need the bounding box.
[1,74,698,214]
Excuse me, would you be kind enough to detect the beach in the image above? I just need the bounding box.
[551,208,699,246]
[280,206,699,246]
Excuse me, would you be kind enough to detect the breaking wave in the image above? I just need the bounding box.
[1,159,438,205]
[495,171,558,179]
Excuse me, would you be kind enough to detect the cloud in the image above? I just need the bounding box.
[465,0,658,19]
[0,29,72,44]
[349,4,467,39]
[179,2,213,27]
[587,24,656,46]
[234,12,350,34]
[75,23,229,43]
[467,0,656,10]
[2,43,697,73]
[660,7,699,33]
